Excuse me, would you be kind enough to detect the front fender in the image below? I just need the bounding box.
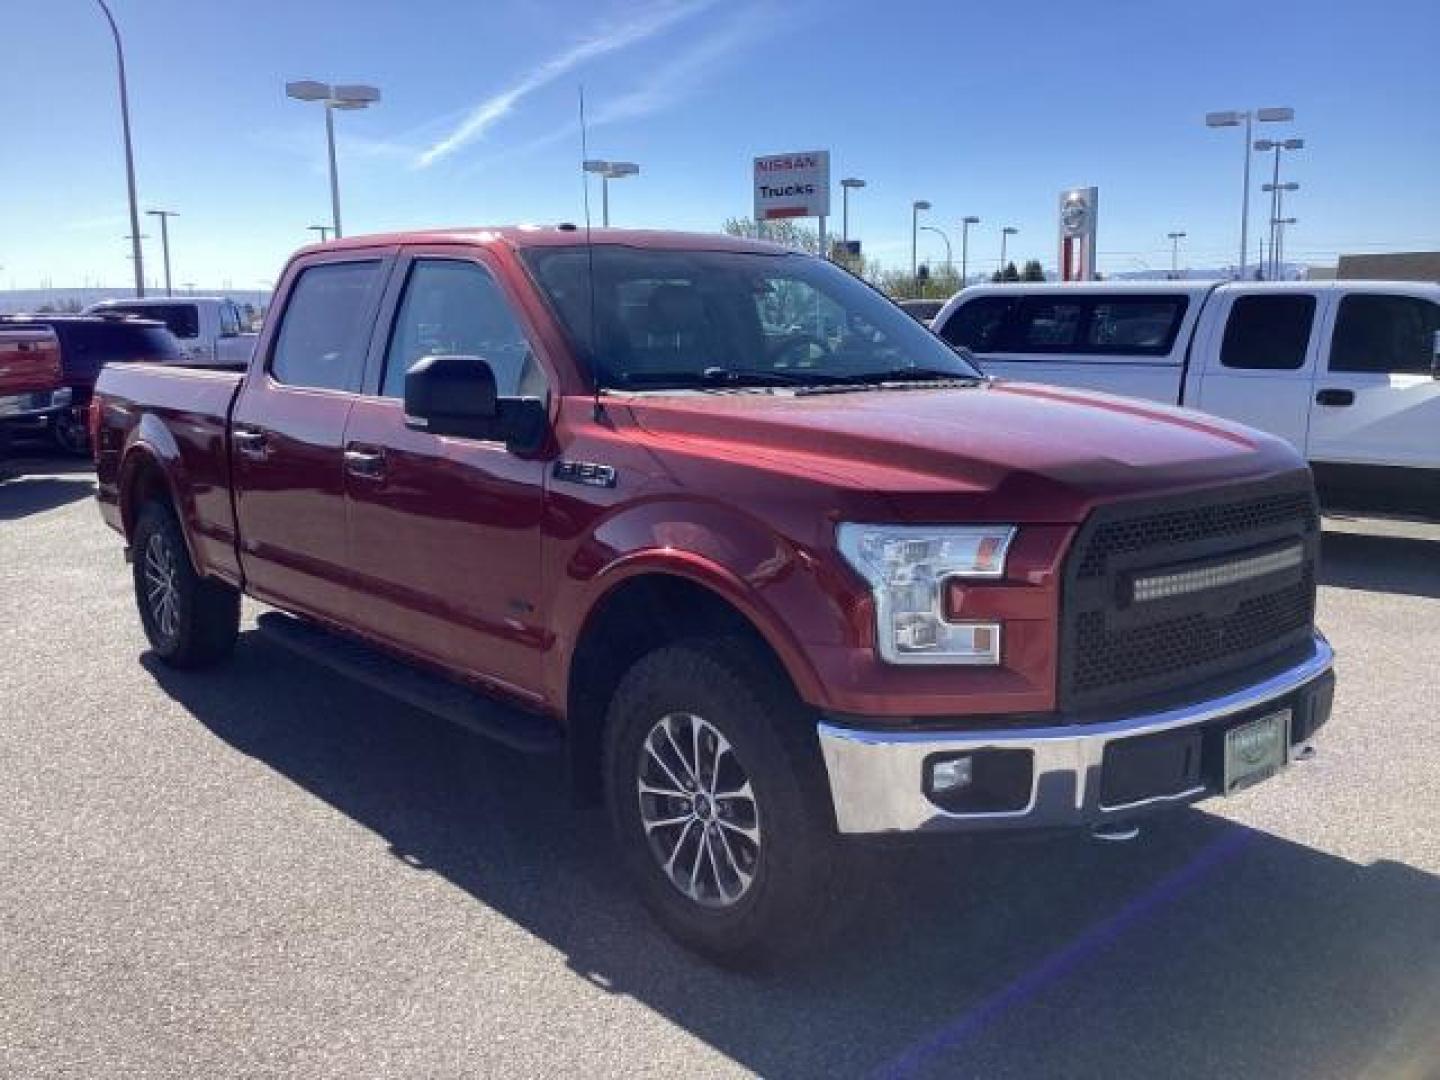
[549,497,855,708]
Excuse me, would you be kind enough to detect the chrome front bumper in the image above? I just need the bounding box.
[817,634,1334,834]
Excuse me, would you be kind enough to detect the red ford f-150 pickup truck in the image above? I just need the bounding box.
[93,228,1335,964]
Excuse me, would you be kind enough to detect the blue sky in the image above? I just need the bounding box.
[2,0,1437,290]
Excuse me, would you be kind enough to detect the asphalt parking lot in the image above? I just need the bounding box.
[2,453,1437,1079]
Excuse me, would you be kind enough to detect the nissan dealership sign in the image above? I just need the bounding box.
[753,150,831,221]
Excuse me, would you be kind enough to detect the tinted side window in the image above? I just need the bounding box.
[381,259,544,400]
[219,302,240,336]
[938,297,1016,350]
[1011,298,1084,349]
[270,261,380,392]
[1330,294,1440,375]
[101,303,199,339]
[1087,298,1188,354]
[1220,295,1316,370]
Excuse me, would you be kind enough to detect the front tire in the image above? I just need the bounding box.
[132,502,240,668]
[603,637,847,967]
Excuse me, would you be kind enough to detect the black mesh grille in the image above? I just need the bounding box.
[1071,573,1314,696]
[1061,477,1319,713]
[1075,490,1317,580]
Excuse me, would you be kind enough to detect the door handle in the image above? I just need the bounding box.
[1315,388,1355,408]
[343,446,386,479]
[232,427,270,459]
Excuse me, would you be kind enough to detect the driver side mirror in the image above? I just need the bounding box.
[403,354,547,451]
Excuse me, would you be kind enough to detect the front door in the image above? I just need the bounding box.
[230,254,390,623]
[342,253,552,702]
[1192,290,1320,454]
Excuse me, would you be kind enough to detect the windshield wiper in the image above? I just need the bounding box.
[844,367,983,385]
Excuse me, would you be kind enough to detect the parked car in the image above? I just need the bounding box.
[896,298,947,325]
[84,296,256,367]
[1,313,180,454]
[0,322,66,456]
[93,228,1334,965]
[931,281,1440,516]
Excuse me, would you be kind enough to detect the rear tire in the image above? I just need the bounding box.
[132,501,240,668]
[602,636,849,967]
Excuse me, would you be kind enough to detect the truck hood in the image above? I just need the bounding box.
[622,380,1305,523]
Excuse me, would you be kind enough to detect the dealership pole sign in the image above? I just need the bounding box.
[754,150,830,220]
[1058,186,1099,281]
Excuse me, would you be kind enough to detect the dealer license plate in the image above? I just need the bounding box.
[1223,709,1290,795]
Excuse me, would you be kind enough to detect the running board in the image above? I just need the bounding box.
[255,612,563,755]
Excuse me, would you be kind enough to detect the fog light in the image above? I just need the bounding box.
[930,755,973,793]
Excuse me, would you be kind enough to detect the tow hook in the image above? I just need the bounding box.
[1091,821,1141,843]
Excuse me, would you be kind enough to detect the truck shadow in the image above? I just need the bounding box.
[0,470,95,519]
[143,635,1440,1080]
[1320,528,1440,599]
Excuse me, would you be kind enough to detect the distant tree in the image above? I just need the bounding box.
[991,261,1021,283]
[878,265,962,300]
[1021,259,1046,282]
[724,216,822,254]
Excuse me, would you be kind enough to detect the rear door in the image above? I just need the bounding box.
[230,252,392,623]
[1190,289,1320,452]
[1307,288,1440,470]
[341,248,552,700]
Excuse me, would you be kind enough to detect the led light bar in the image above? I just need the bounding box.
[1132,544,1304,603]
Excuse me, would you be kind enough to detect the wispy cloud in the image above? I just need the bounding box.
[459,8,761,174]
[414,0,715,168]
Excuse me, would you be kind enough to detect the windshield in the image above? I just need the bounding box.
[522,245,981,390]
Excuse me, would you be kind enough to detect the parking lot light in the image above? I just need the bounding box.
[960,216,980,285]
[1254,137,1304,280]
[840,177,866,246]
[94,0,144,297]
[583,159,640,227]
[145,210,178,297]
[1167,230,1187,277]
[1205,106,1294,278]
[1000,225,1018,276]
[286,80,382,239]
[911,200,931,282]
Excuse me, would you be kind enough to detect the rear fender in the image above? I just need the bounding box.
[118,417,206,575]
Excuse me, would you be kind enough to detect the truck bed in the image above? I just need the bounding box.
[93,361,245,583]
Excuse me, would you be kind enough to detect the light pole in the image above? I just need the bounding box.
[919,225,952,277]
[582,160,640,227]
[1255,137,1303,279]
[1205,107,1294,279]
[960,216,980,285]
[840,177,866,246]
[307,225,332,243]
[95,0,144,297]
[1274,216,1297,276]
[1167,230,1187,278]
[911,200,931,280]
[1264,182,1300,277]
[999,226,1018,277]
[146,210,178,297]
[286,80,381,239]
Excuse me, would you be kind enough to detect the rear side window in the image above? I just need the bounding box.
[270,261,380,392]
[938,296,1017,350]
[1330,294,1440,375]
[1220,295,1316,370]
[1088,298,1188,352]
[101,303,200,339]
[1014,298,1084,348]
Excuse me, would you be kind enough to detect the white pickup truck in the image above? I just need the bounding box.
[932,280,1440,515]
[83,296,257,367]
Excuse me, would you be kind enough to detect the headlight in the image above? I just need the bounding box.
[837,523,1016,665]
